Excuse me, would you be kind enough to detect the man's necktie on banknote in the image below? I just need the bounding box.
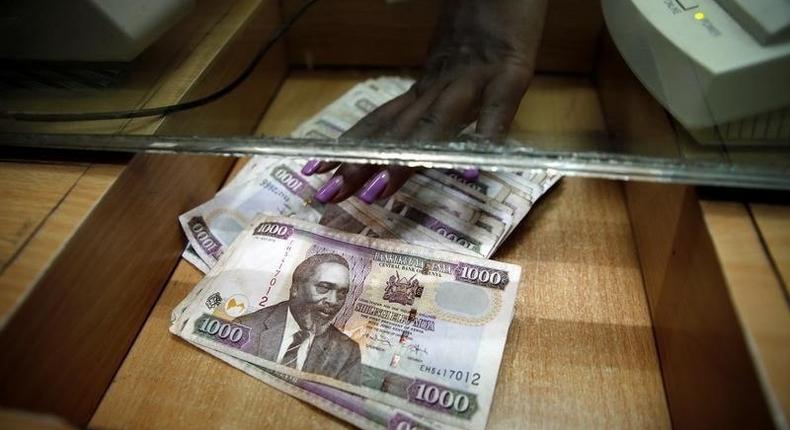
[281,329,310,368]
[172,215,523,430]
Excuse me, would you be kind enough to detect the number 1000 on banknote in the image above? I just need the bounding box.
[172,216,522,430]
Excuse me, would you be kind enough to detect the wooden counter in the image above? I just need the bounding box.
[0,72,676,428]
[84,73,670,429]
[1,1,787,429]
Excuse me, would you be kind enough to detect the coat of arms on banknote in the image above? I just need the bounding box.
[383,273,423,306]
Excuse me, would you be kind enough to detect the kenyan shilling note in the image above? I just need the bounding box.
[398,176,512,242]
[172,215,521,430]
[170,265,451,430]
[191,341,453,430]
[183,244,211,274]
[381,193,500,258]
[179,160,328,266]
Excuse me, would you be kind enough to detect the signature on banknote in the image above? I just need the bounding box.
[407,343,428,356]
[365,332,393,347]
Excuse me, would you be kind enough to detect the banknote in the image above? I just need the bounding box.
[174,77,555,428]
[290,79,400,140]
[482,172,544,202]
[181,165,477,273]
[418,170,536,239]
[222,156,287,190]
[181,79,394,264]
[420,169,561,241]
[381,193,499,258]
[346,200,479,258]
[172,216,521,430]
[179,77,555,268]
[399,176,513,242]
[510,169,562,194]
[328,198,478,256]
[179,160,329,266]
[180,157,293,272]
[170,270,446,430]
[364,76,413,97]
[321,201,395,240]
[420,169,533,213]
[193,342,449,430]
[183,244,210,274]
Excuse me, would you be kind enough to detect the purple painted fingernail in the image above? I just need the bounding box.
[462,168,479,181]
[302,160,321,176]
[314,176,343,203]
[358,170,390,204]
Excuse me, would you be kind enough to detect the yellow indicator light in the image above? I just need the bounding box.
[694,12,705,20]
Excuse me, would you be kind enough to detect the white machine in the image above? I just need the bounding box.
[603,0,790,145]
[0,0,193,62]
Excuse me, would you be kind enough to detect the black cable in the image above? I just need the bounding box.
[0,0,321,122]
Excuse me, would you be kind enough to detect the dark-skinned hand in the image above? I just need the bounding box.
[303,0,548,204]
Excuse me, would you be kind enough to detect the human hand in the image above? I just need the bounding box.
[303,0,548,204]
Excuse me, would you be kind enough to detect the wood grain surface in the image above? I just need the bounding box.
[0,409,75,430]
[750,204,790,298]
[282,0,603,73]
[701,201,790,428]
[0,162,86,268]
[91,72,670,429]
[596,35,681,158]
[0,155,236,425]
[490,178,670,429]
[255,70,387,137]
[627,183,775,429]
[0,163,124,323]
[509,77,607,146]
[607,38,785,426]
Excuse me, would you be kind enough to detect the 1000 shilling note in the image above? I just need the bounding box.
[183,244,211,274]
[170,272,447,430]
[420,170,534,217]
[346,200,478,257]
[178,81,398,267]
[193,342,450,430]
[179,160,329,266]
[382,193,499,258]
[398,176,513,246]
[172,216,521,430]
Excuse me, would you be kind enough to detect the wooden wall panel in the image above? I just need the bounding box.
[595,35,680,158]
[0,163,86,268]
[0,163,124,322]
[702,202,790,427]
[282,0,603,74]
[0,0,288,425]
[600,28,780,428]
[750,204,790,297]
[0,154,234,424]
[626,184,775,429]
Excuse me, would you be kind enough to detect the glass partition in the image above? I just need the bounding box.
[1,0,788,190]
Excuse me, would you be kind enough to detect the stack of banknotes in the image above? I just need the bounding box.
[171,77,559,429]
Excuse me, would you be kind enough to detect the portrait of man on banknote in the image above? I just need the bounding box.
[234,253,361,385]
